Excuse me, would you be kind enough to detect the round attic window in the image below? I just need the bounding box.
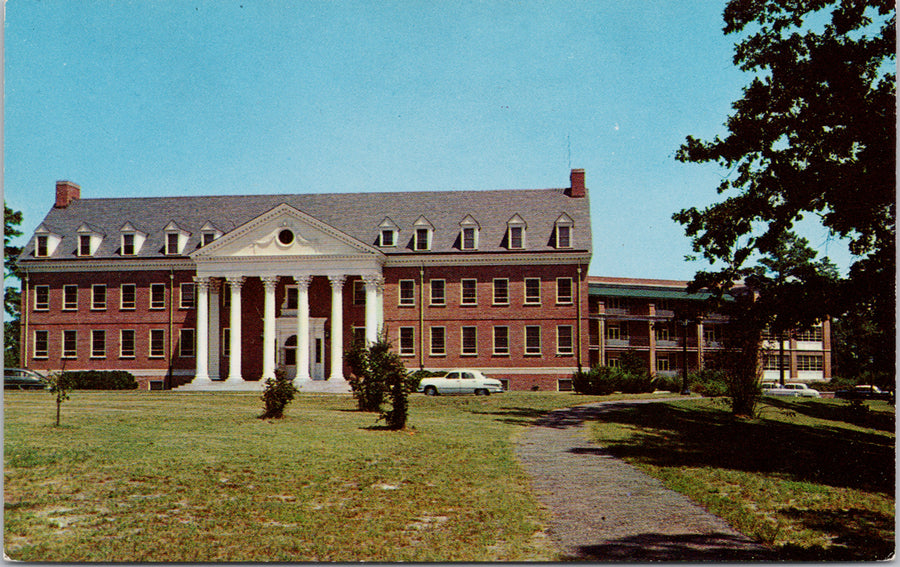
[277,229,295,246]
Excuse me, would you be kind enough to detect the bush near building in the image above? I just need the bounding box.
[59,370,137,390]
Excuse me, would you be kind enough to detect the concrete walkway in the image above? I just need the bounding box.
[515,399,777,561]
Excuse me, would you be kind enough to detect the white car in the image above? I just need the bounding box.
[417,370,504,396]
[762,382,821,398]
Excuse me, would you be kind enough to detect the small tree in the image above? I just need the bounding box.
[258,367,299,419]
[47,371,74,427]
[345,336,415,429]
[346,339,385,412]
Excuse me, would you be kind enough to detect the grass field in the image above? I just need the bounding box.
[586,397,895,561]
[4,390,624,562]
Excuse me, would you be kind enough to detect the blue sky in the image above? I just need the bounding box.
[4,0,851,279]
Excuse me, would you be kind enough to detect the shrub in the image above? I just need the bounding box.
[573,365,653,395]
[651,374,683,393]
[258,367,299,419]
[59,370,137,390]
[689,368,731,398]
[345,337,414,429]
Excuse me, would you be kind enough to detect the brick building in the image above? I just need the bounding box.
[588,276,832,382]
[18,171,592,391]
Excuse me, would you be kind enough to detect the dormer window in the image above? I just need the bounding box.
[36,235,49,257]
[199,221,223,247]
[33,223,65,257]
[459,215,480,251]
[202,232,217,246]
[554,214,574,249]
[412,216,434,251]
[377,217,399,248]
[506,214,527,250]
[163,221,190,255]
[76,224,104,257]
[119,223,146,256]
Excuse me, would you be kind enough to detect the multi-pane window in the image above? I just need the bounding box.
[525,326,542,355]
[380,229,395,247]
[509,225,524,249]
[557,225,571,248]
[150,284,166,309]
[607,357,621,368]
[79,234,92,256]
[524,278,541,305]
[430,280,446,306]
[122,233,135,256]
[796,326,824,342]
[91,330,106,358]
[797,354,823,371]
[462,227,477,250]
[655,324,671,342]
[656,355,670,372]
[34,330,49,359]
[606,323,626,341]
[92,284,107,310]
[36,235,49,257]
[399,280,415,306]
[461,279,477,305]
[556,278,573,304]
[149,329,165,358]
[493,326,510,356]
[63,330,78,358]
[179,329,195,358]
[399,327,415,356]
[461,326,477,356]
[120,284,137,310]
[34,285,50,310]
[166,233,180,255]
[414,228,430,251]
[493,279,509,305]
[557,325,574,355]
[430,326,446,356]
[763,355,789,371]
[120,329,136,358]
[202,232,216,247]
[180,283,196,309]
[63,285,78,310]
[284,286,298,310]
[353,281,366,305]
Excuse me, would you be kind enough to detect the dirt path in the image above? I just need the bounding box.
[515,399,776,561]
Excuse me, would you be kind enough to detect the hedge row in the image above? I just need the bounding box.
[60,370,138,390]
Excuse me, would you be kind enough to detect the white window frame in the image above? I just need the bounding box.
[461,326,478,356]
[62,330,78,359]
[149,329,166,358]
[91,329,107,359]
[524,278,541,305]
[91,284,107,311]
[508,225,525,249]
[525,325,542,356]
[430,279,446,306]
[493,279,509,306]
[36,235,49,257]
[166,232,181,255]
[120,283,137,310]
[33,330,49,359]
[380,229,397,247]
[120,329,136,359]
[78,234,92,257]
[556,278,573,305]
[493,326,510,356]
[556,224,572,249]
[656,355,670,372]
[461,279,478,306]
[414,228,431,251]
[399,279,416,307]
[63,284,79,311]
[399,326,415,357]
[180,283,196,309]
[429,326,446,356]
[353,280,366,306]
[557,325,574,356]
[34,285,50,311]
[150,283,166,310]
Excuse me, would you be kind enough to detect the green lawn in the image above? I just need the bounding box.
[586,397,895,561]
[4,390,623,562]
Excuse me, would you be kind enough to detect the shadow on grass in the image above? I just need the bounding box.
[470,406,554,427]
[570,532,776,562]
[762,397,895,432]
[774,507,895,561]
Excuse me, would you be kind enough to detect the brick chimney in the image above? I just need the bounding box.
[567,168,586,198]
[55,180,81,208]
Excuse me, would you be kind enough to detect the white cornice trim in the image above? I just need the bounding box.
[19,259,195,273]
[384,252,592,267]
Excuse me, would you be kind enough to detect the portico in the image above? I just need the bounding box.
[178,203,386,391]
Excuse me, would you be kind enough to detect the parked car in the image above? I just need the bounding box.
[417,370,504,396]
[4,368,49,390]
[762,382,821,398]
[835,385,892,401]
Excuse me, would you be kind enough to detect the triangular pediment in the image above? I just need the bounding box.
[191,203,383,260]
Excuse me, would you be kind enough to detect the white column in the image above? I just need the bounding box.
[261,276,279,381]
[328,274,346,381]
[208,280,221,380]
[193,276,212,384]
[295,275,313,382]
[375,275,385,330]
[363,275,381,344]
[225,276,245,383]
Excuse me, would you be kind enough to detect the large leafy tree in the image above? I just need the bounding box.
[674,0,895,377]
[5,204,24,367]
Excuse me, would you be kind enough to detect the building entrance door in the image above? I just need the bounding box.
[277,317,326,381]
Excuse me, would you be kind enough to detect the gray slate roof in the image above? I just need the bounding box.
[19,186,592,262]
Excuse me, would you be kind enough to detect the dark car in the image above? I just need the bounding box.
[4,368,49,390]
[834,385,892,401]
